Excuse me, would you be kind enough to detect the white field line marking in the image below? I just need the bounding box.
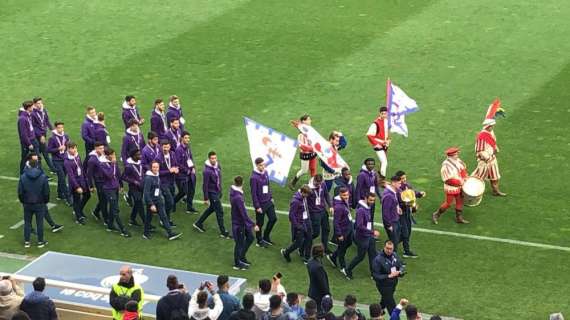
[198,201,570,253]
[0,235,4,240]
[9,203,57,229]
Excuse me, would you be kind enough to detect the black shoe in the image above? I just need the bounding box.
[326,254,338,268]
[240,259,251,266]
[37,241,48,248]
[142,233,152,240]
[193,223,205,233]
[403,251,418,258]
[188,207,198,213]
[233,262,249,270]
[220,232,232,240]
[262,239,275,246]
[24,242,31,248]
[75,219,86,225]
[64,200,73,207]
[120,231,131,238]
[150,225,157,230]
[51,225,64,233]
[128,220,141,227]
[341,268,353,280]
[303,259,309,265]
[168,232,182,241]
[281,249,291,263]
[106,226,119,233]
[256,241,269,248]
[169,221,177,228]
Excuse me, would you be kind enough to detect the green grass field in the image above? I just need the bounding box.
[1,1,570,319]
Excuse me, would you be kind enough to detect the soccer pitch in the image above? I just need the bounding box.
[1,0,570,319]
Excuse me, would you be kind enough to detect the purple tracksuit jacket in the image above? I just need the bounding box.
[121,129,145,163]
[31,108,53,138]
[46,131,70,161]
[121,103,142,128]
[166,105,186,130]
[93,122,109,146]
[289,192,309,230]
[121,158,143,192]
[150,110,168,139]
[333,196,352,237]
[382,186,400,228]
[64,153,88,191]
[202,160,222,200]
[307,178,330,213]
[250,169,272,210]
[86,151,105,187]
[174,143,195,181]
[81,117,96,146]
[157,151,177,187]
[99,160,122,191]
[354,200,373,241]
[355,165,378,201]
[141,143,160,172]
[18,112,36,147]
[165,127,182,150]
[230,186,254,234]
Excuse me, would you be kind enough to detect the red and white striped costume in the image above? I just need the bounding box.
[366,117,389,176]
[439,157,468,210]
[472,129,501,181]
[296,133,317,177]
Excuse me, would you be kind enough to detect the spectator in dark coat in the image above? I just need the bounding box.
[156,275,191,320]
[212,275,240,320]
[19,277,58,320]
[228,293,255,320]
[9,310,30,320]
[18,159,50,248]
[342,295,366,320]
[307,245,330,313]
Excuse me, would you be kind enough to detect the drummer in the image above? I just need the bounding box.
[395,170,425,258]
[432,147,470,225]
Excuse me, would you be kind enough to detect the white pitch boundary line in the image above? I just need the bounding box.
[203,201,570,253]
[9,203,57,230]
[0,175,567,253]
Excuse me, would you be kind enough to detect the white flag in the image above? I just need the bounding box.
[386,80,420,137]
[297,124,349,173]
[244,117,298,186]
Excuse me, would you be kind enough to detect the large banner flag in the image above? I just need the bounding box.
[297,124,349,172]
[244,117,298,186]
[386,79,420,137]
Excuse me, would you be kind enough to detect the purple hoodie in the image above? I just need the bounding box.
[86,151,105,186]
[18,112,35,147]
[121,129,145,163]
[121,158,143,191]
[250,169,272,209]
[93,122,110,146]
[307,178,331,213]
[46,131,70,161]
[121,102,142,128]
[157,151,177,187]
[64,153,88,191]
[31,108,53,138]
[202,160,222,200]
[354,200,373,240]
[381,186,400,228]
[333,196,352,237]
[99,160,122,191]
[174,143,195,180]
[81,116,96,146]
[166,104,185,130]
[355,165,378,201]
[141,142,160,171]
[165,127,182,150]
[230,185,254,230]
[150,109,168,138]
[289,191,309,229]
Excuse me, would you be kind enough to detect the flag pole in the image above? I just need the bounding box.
[386,78,392,128]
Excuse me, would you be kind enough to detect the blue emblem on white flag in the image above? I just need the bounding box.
[244,117,298,186]
[386,80,420,137]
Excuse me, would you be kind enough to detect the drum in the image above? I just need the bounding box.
[462,176,485,207]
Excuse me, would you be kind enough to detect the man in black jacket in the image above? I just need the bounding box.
[306,244,330,313]
[19,277,58,320]
[371,240,404,315]
[156,275,191,320]
[229,293,255,320]
[18,159,50,248]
